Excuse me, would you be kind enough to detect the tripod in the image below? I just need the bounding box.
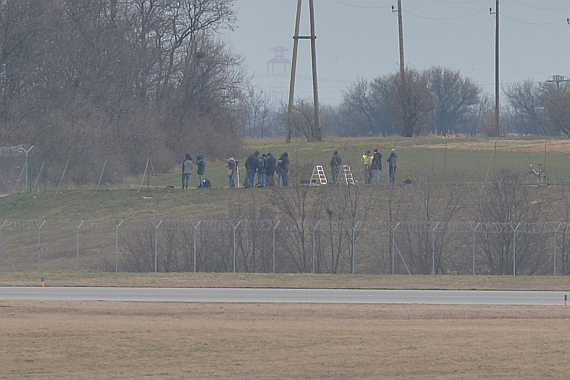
[235,164,240,188]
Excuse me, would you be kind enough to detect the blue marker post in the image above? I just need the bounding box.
[565,295,568,306]
[41,276,45,287]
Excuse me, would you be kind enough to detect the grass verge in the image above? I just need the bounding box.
[1,272,570,291]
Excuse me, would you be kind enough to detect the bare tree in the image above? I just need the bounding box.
[336,78,392,136]
[386,68,433,137]
[270,186,323,273]
[541,81,570,136]
[396,175,463,274]
[0,0,247,185]
[504,80,547,135]
[475,173,546,275]
[424,67,481,135]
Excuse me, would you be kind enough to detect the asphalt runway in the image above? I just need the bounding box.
[0,287,568,305]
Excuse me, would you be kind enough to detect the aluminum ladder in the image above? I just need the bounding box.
[310,165,328,185]
[342,165,355,185]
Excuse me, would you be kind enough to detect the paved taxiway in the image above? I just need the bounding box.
[0,287,567,305]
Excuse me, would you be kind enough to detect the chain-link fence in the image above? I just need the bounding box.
[1,219,570,276]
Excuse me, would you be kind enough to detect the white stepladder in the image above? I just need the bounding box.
[342,165,355,185]
[310,165,328,185]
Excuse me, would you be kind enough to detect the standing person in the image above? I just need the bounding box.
[277,152,290,186]
[181,154,193,189]
[257,153,267,187]
[265,152,276,186]
[388,149,397,184]
[226,157,237,188]
[362,150,372,184]
[245,151,259,188]
[371,149,382,184]
[330,151,342,184]
[196,154,206,187]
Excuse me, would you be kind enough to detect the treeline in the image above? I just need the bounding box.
[243,67,570,140]
[0,0,247,184]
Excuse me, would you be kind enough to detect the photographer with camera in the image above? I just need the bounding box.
[226,157,238,188]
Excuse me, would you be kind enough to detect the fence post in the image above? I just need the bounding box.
[71,220,85,272]
[389,222,399,275]
[428,222,439,275]
[272,221,280,274]
[310,220,321,274]
[138,157,151,193]
[349,221,360,274]
[55,158,70,197]
[191,221,201,273]
[470,222,480,275]
[230,220,242,273]
[111,220,123,273]
[511,222,520,276]
[0,220,5,271]
[389,222,411,275]
[33,220,46,273]
[94,159,107,194]
[151,220,163,272]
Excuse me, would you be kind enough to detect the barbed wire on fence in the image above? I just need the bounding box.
[2,219,570,276]
[3,219,570,233]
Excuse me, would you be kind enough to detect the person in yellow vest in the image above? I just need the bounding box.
[362,150,373,184]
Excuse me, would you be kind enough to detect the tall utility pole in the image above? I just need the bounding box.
[392,0,408,136]
[491,1,500,135]
[286,0,321,143]
[393,0,405,84]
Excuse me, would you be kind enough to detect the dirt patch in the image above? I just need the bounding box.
[1,301,569,379]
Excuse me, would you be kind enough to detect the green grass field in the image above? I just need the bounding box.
[2,136,569,221]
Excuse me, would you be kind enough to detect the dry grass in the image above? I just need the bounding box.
[413,138,570,153]
[2,272,570,291]
[1,301,570,379]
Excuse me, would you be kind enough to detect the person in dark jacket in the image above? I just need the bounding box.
[245,151,259,188]
[257,153,267,187]
[265,152,277,186]
[196,154,206,187]
[387,149,397,184]
[330,151,342,184]
[277,152,290,186]
[371,149,382,184]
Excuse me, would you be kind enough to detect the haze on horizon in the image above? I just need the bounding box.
[223,0,570,106]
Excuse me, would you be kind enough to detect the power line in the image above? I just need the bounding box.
[500,13,567,26]
[403,9,488,21]
[512,0,570,11]
[329,0,391,9]
[431,0,487,4]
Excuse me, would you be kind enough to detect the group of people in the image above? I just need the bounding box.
[181,153,206,189]
[330,148,397,184]
[240,151,290,188]
[182,148,397,189]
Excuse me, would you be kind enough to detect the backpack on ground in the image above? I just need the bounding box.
[202,179,212,188]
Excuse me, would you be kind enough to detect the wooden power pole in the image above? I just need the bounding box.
[491,1,500,136]
[286,0,321,143]
[393,0,408,136]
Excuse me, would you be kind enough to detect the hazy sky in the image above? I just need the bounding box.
[221,0,570,106]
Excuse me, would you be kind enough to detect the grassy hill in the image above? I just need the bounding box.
[1,136,570,275]
[2,136,569,221]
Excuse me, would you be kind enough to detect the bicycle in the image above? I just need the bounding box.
[523,164,548,183]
